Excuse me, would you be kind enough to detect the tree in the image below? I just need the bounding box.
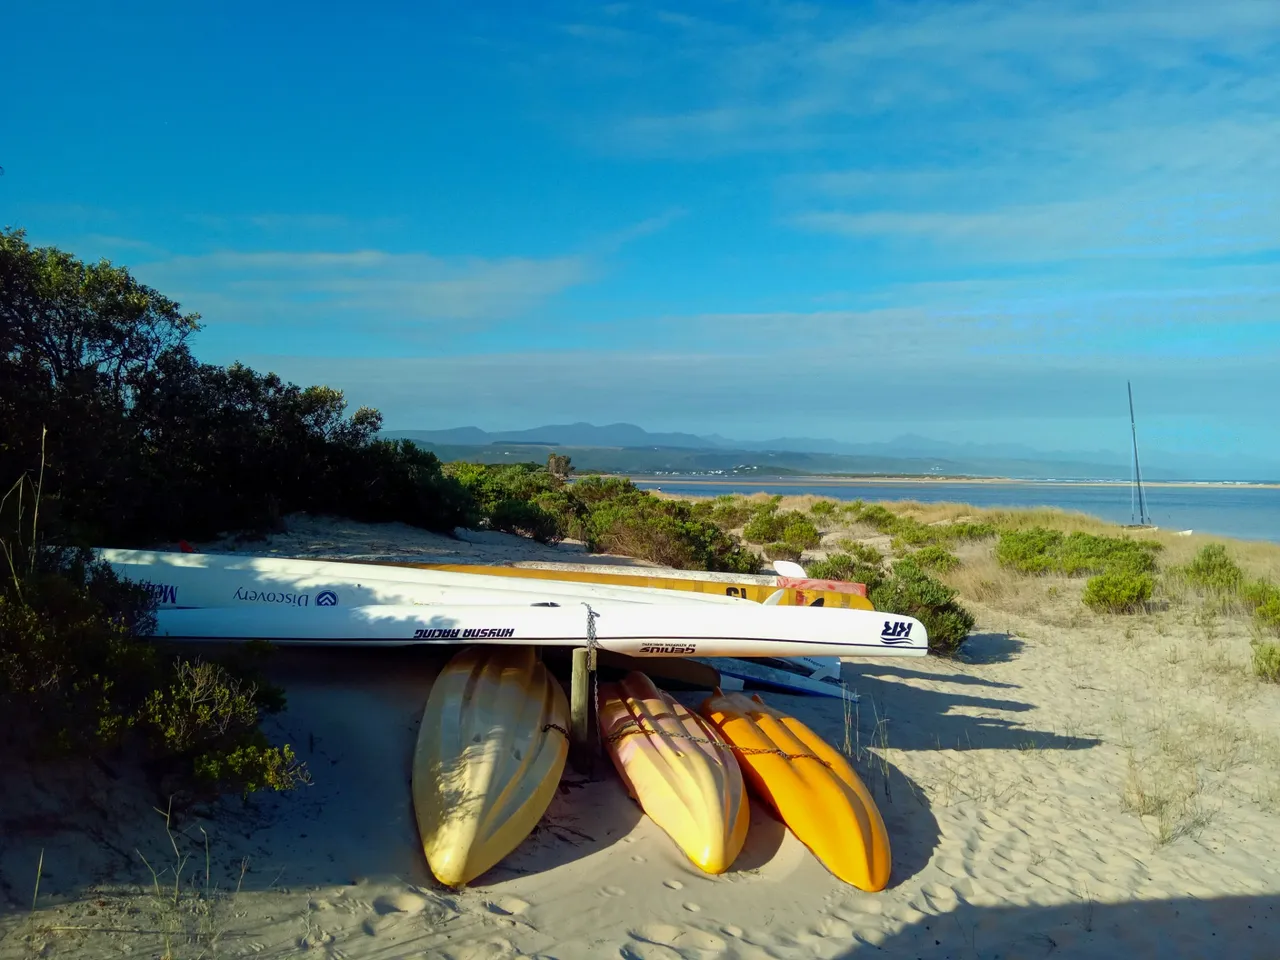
[547,452,573,480]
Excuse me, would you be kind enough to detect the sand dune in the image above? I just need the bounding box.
[3,513,1279,959]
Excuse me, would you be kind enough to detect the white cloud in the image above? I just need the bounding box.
[139,249,591,324]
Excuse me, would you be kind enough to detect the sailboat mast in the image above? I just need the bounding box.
[1127,381,1149,526]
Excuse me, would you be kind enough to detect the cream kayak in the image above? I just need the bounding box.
[413,645,569,886]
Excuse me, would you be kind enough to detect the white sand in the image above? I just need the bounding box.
[3,513,1280,958]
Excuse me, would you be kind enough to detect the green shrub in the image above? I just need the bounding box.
[841,500,994,547]
[583,497,759,573]
[996,527,1159,576]
[1082,570,1154,613]
[870,558,975,655]
[1239,579,1280,636]
[995,528,1064,573]
[1254,592,1280,636]
[1180,543,1244,593]
[912,544,961,573]
[708,495,753,530]
[1251,640,1280,682]
[781,516,821,550]
[486,499,563,543]
[765,542,802,562]
[809,500,839,521]
[743,507,786,544]
[0,537,304,797]
[806,551,885,587]
[833,540,885,566]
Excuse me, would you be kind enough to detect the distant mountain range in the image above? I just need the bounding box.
[385,422,1280,482]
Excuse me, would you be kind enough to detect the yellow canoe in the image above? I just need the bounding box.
[390,561,874,610]
[412,645,569,886]
[599,672,749,874]
[698,689,891,891]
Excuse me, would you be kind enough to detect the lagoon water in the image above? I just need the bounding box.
[630,478,1280,544]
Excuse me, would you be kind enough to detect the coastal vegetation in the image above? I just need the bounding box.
[9,227,1279,815]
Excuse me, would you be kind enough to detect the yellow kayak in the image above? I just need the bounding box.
[389,561,875,610]
[599,672,749,874]
[698,689,891,891]
[412,645,569,886]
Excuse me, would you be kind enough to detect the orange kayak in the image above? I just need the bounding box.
[698,689,890,891]
[599,672,749,874]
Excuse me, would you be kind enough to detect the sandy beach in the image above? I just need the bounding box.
[3,512,1279,959]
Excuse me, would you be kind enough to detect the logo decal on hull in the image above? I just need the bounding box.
[879,620,914,645]
[145,582,178,605]
[413,627,517,640]
[234,587,310,606]
[639,643,696,655]
[316,590,338,607]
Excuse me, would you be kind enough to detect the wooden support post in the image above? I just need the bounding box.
[569,646,597,774]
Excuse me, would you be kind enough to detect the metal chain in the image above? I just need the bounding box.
[604,716,833,769]
[542,722,569,737]
[582,602,600,731]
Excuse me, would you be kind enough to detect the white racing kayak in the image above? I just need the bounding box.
[96,549,748,611]
[150,601,928,658]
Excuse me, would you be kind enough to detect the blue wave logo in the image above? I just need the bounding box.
[879,619,914,645]
[316,590,338,607]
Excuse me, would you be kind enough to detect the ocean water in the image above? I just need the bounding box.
[630,478,1280,544]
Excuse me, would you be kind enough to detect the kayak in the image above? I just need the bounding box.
[599,672,748,873]
[412,645,569,886]
[698,689,891,891]
[378,560,874,610]
[96,549,747,611]
[151,601,929,658]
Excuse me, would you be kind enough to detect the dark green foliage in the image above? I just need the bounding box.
[0,533,304,796]
[912,544,961,573]
[444,462,565,542]
[582,494,759,573]
[996,527,1160,576]
[1,229,471,545]
[870,558,976,655]
[1082,570,1155,613]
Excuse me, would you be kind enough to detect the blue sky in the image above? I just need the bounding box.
[4,0,1279,459]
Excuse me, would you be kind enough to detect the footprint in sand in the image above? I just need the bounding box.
[663,879,684,891]
[627,923,728,959]
[444,935,520,960]
[602,885,627,897]
[373,892,430,916]
[682,902,702,913]
[486,896,531,917]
